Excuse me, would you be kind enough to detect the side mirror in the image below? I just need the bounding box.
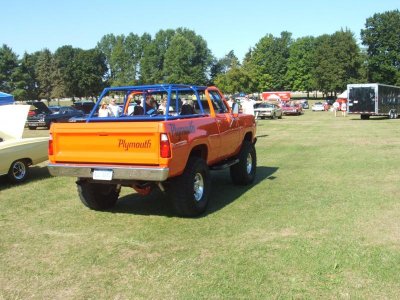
[232,102,239,117]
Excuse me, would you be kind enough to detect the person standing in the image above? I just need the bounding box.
[341,102,347,117]
[227,96,234,108]
[241,95,255,116]
[332,101,340,117]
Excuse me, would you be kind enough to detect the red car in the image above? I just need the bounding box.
[281,103,303,116]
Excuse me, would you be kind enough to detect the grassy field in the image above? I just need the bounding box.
[1,111,400,299]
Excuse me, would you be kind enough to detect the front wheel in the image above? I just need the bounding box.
[230,141,257,185]
[77,180,120,210]
[8,160,29,183]
[168,157,211,217]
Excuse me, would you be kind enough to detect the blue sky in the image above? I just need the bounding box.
[1,0,399,61]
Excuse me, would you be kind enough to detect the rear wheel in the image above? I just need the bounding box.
[168,157,210,217]
[361,114,370,120]
[389,110,398,119]
[28,126,36,130]
[8,160,29,183]
[77,180,120,210]
[230,141,257,185]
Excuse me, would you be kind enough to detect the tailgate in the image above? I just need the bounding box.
[50,122,162,165]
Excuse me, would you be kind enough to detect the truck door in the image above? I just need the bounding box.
[206,88,241,159]
[348,86,376,113]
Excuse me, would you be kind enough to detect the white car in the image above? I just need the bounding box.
[254,103,283,119]
[0,104,48,183]
[312,102,325,111]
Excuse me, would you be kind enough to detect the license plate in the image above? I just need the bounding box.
[93,169,113,181]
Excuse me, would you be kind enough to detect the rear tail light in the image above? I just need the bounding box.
[160,133,171,158]
[48,133,53,156]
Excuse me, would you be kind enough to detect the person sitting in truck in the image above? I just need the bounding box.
[108,99,122,117]
[144,96,158,114]
[98,101,109,117]
[158,97,172,114]
[180,98,195,115]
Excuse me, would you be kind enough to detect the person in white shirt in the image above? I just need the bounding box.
[341,102,347,117]
[332,101,340,117]
[108,99,122,117]
[241,95,255,116]
[227,96,234,108]
[98,101,109,117]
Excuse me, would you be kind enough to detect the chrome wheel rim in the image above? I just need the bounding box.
[193,172,204,202]
[246,153,253,174]
[13,161,26,180]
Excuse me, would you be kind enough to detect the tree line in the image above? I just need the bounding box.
[0,10,399,101]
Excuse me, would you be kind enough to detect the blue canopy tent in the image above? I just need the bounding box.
[0,92,14,105]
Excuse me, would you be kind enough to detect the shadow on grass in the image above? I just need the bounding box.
[111,166,278,217]
[0,165,51,191]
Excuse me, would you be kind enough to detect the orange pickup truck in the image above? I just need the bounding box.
[48,84,257,217]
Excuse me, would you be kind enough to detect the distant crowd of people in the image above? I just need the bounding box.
[97,93,347,119]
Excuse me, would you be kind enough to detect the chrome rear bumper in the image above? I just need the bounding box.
[48,163,169,181]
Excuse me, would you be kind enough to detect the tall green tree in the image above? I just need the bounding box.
[361,9,400,85]
[0,44,18,93]
[140,29,176,83]
[35,49,55,100]
[74,49,107,97]
[313,30,361,94]
[209,50,240,84]
[243,32,292,91]
[53,45,79,98]
[285,36,316,94]
[98,33,149,86]
[19,52,41,100]
[214,66,253,94]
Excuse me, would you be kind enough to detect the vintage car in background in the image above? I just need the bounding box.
[281,103,303,116]
[254,102,282,119]
[0,104,48,183]
[300,100,309,109]
[26,102,84,129]
[312,102,325,111]
[72,100,96,114]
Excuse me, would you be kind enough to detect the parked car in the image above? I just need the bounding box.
[1,104,48,183]
[26,102,84,129]
[72,101,95,114]
[281,103,303,116]
[312,102,325,111]
[254,102,282,119]
[300,100,309,109]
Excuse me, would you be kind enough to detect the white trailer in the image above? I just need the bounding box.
[347,83,400,120]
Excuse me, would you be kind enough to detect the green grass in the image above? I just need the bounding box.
[1,111,400,299]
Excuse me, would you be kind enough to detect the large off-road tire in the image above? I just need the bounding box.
[8,159,29,183]
[168,157,211,217]
[361,114,370,120]
[77,180,120,210]
[230,140,257,185]
[28,126,36,130]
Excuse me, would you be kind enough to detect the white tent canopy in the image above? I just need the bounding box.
[266,94,281,100]
[337,90,347,98]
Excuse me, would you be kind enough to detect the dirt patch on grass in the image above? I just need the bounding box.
[357,204,400,248]
[243,227,298,244]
